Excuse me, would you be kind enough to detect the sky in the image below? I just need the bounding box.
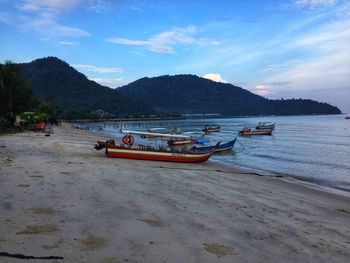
[0,0,349,112]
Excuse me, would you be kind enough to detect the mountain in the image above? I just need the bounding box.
[118,75,341,116]
[18,57,341,117]
[18,57,153,116]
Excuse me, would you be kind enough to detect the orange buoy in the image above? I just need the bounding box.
[122,135,135,146]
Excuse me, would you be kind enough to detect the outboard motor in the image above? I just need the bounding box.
[106,139,115,145]
[94,139,115,150]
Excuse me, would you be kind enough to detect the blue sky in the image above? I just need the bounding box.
[0,0,349,112]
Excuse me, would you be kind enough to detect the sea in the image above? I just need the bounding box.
[78,115,350,192]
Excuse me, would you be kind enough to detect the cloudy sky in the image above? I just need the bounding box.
[0,0,349,112]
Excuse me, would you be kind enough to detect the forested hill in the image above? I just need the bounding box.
[19,57,153,116]
[118,75,341,116]
[18,57,341,116]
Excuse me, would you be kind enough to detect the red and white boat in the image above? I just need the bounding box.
[95,139,216,163]
[239,128,273,136]
[203,125,221,133]
[95,130,218,163]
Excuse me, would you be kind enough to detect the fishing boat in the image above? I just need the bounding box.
[94,139,217,163]
[141,127,177,138]
[167,138,194,146]
[167,136,210,146]
[122,129,191,140]
[195,137,237,153]
[256,122,275,130]
[239,128,273,136]
[203,125,221,133]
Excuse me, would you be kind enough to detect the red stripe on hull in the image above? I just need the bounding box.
[106,150,211,163]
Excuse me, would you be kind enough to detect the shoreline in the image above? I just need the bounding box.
[1,123,350,262]
[213,161,350,198]
[85,122,350,197]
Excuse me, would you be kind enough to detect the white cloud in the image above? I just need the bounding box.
[73,64,123,74]
[12,0,90,38]
[58,41,79,46]
[246,9,350,106]
[256,84,272,90]
[267,52,349,91]
[249,49,350,108]
[90,77,127,88]
[202,73,227,83]
[21,0,84,13]
[58,41,77,45]
[262,60,302,73]
[294,22,350,46]
[23,17,90,37]
[106,26,217,54]
[0,11,10,24]
[294,0,335,9]
[254,84,274,96]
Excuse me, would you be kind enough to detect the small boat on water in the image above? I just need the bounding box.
[239,128,273,136]
[345,116,350,119]
[195,137,237,153]
[167,136,210,146]
[94,139,217,163]
[203,125,221,133]
[256,122,275,130]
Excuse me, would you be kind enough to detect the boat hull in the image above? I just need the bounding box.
[256,126,275,130]
[196,138,236,153]
[203,125,221,133]
[95,141,213,163]
[106,147,211,162]
[239,130,272,136]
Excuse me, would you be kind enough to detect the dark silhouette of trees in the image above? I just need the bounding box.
[119,75,341,116]
[14,57,341,118]
[19,57,153,117]
[0,61,37,117]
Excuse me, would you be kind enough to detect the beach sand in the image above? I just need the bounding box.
[0,123,349,263]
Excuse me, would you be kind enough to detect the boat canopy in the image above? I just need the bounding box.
[121,129,191,139]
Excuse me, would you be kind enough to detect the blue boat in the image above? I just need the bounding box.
[194,137,237,153]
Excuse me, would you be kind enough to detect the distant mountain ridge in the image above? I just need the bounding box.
[19,57,152,116]
[18,57,341,116]
[118,75,341,116]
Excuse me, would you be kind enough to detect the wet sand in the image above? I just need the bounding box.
[0,123,349,262]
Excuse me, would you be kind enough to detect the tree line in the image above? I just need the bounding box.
[0,61,58,131]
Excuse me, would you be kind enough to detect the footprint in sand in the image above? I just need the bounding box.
[99,256,119,263]
[137,218,164,228]
[30,175,43,180]
[42,239,63,250]
[28,207,56,215]
[60,171,78,176]
[79,234,108,251]
[16,224,59,235]
[336,208,350,215]
[203,243,235,258]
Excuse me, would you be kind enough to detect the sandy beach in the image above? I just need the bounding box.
[0,123,349,263]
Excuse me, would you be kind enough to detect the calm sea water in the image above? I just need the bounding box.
[82,115,350,191]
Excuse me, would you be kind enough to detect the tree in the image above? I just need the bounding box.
[36,100,58,119]
[0,61,37,116]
